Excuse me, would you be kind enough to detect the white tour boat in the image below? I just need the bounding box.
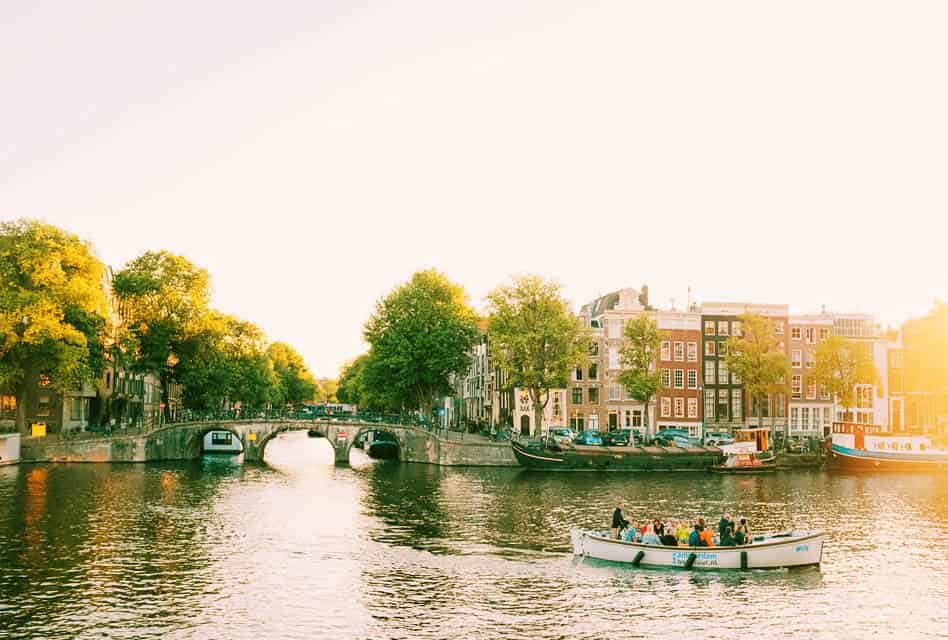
[571,528,824,570]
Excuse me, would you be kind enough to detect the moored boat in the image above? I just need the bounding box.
[830,422,948,471]
[511,439,723,471]
[571,528,824,569]
[710,428,777,474]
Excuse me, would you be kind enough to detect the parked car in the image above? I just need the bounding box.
[653,428,691,446]
[602,429,634,446]
[703,431,735,447]
[572,430,603,446]
[548,427,575,446]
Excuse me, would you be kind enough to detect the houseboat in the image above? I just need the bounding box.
[510,439,723,471]
[829,422,948,471]
[202,430,244,455]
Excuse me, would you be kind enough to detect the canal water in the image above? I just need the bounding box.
[2,431,947,640]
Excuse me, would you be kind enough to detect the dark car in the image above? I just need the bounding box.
[572,430,603,446]
[653,428,691,446]
[602,429,633,446]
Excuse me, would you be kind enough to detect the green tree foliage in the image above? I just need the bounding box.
[267,342,318,408]
[812,335,877,421]
[363,270,479,417]
[618,316,664,435]
[0,220,110,432]
[337,353,398,411]
[316,377,338,403]
[113,251,212,412]
[726,313,790,442]
[487,275,588,435]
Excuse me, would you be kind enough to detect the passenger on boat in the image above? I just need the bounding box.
[699,525,715,547]
[611,501,630,539]
[720,526,736,546]
[660,526,679,547]
[652,519,664,537]
[734,525,747,545]
[739,517,749,536]
[719,513,734,537]
[676,521,690,545]
[688,524,701,547]
[640,524,661,546]
[622,526,639,543]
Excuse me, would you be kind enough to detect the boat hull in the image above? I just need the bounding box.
[830,443,948,471]
[710,464,777,474]
[511,440,723,471]
[572,529,824,569]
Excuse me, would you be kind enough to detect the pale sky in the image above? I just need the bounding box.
[3,1,947,377]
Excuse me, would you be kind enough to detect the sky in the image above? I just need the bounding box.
[2,1,947,377]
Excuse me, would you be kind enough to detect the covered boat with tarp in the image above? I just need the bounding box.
[511,439,723,471]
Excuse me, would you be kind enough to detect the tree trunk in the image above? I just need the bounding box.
[15,382,27,435]
[643,397,650,437]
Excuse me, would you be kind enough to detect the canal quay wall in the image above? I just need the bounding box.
[15,420,520,468]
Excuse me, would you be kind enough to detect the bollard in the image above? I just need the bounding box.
[632,550,645,566]
[740,551,748,570]
[684,553,697,569]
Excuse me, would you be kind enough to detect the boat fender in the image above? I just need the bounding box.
[740,551,748,570]
[684,553,697,569]
[632,550,645,566]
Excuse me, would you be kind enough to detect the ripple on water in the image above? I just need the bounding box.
[1,435,947,639]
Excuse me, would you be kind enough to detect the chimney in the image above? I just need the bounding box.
[639,284,650,310]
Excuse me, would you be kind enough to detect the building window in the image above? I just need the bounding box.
[824,407,832,428]
[718,361,729,385]
[719,342,728,356]
[774,322,785,335]
[588,388,599,404]
[608,347,619,370]
[608,384,623,401]
[731,369,741,385]
[820,385,830,401]
[674,369,684,389]
[588,414,600,431]
[661,341,671,361]
[0,395,16,419]
[687,370,698,389]
[574,367,583,381]
[704,390,715,420]
[805,351,815,368]
[572,388,583,404]
[704,361,715,385]
[69,397,84,421]
[731,389,742,419]
[806,381,817,400]
[717,389,729,419]
[608,319,622,339]
[37,394,51,417]
[588,364,598,380]
[802,407,811,430]
[705,341,716,356]
[589,342,599,356]
[717,321,729,336]
[570,415,585,431]
[804,327,816,344]
[791,375,802,399]
[791,349,802,368]
[687,342,697,362]
[687,397,698,418]
[632,410,642,427]
[660,397,671,417]
[704,320,715,335]
[732,321,742,337]
[673,342,684,361]
[776,393,786,418]
[661,368,671,387]
[791,327,802,340]
[674,397,685,418]
[791,407,799,431]
[819,327,830,340]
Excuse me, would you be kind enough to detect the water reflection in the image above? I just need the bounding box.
[2,439,948,639]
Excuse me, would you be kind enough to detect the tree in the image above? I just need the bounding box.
[618,316,664,436]
[362,270,479,418]
[0,220,110,433]
[316,378,338,403]
[726,313,790,445]
[812,335,877,423]
[337,353,398,411]
[267,342,318,408]
[487,275,588,436]
[112,251,212,415]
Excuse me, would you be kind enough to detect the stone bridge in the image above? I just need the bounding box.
[20,419,518,467]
